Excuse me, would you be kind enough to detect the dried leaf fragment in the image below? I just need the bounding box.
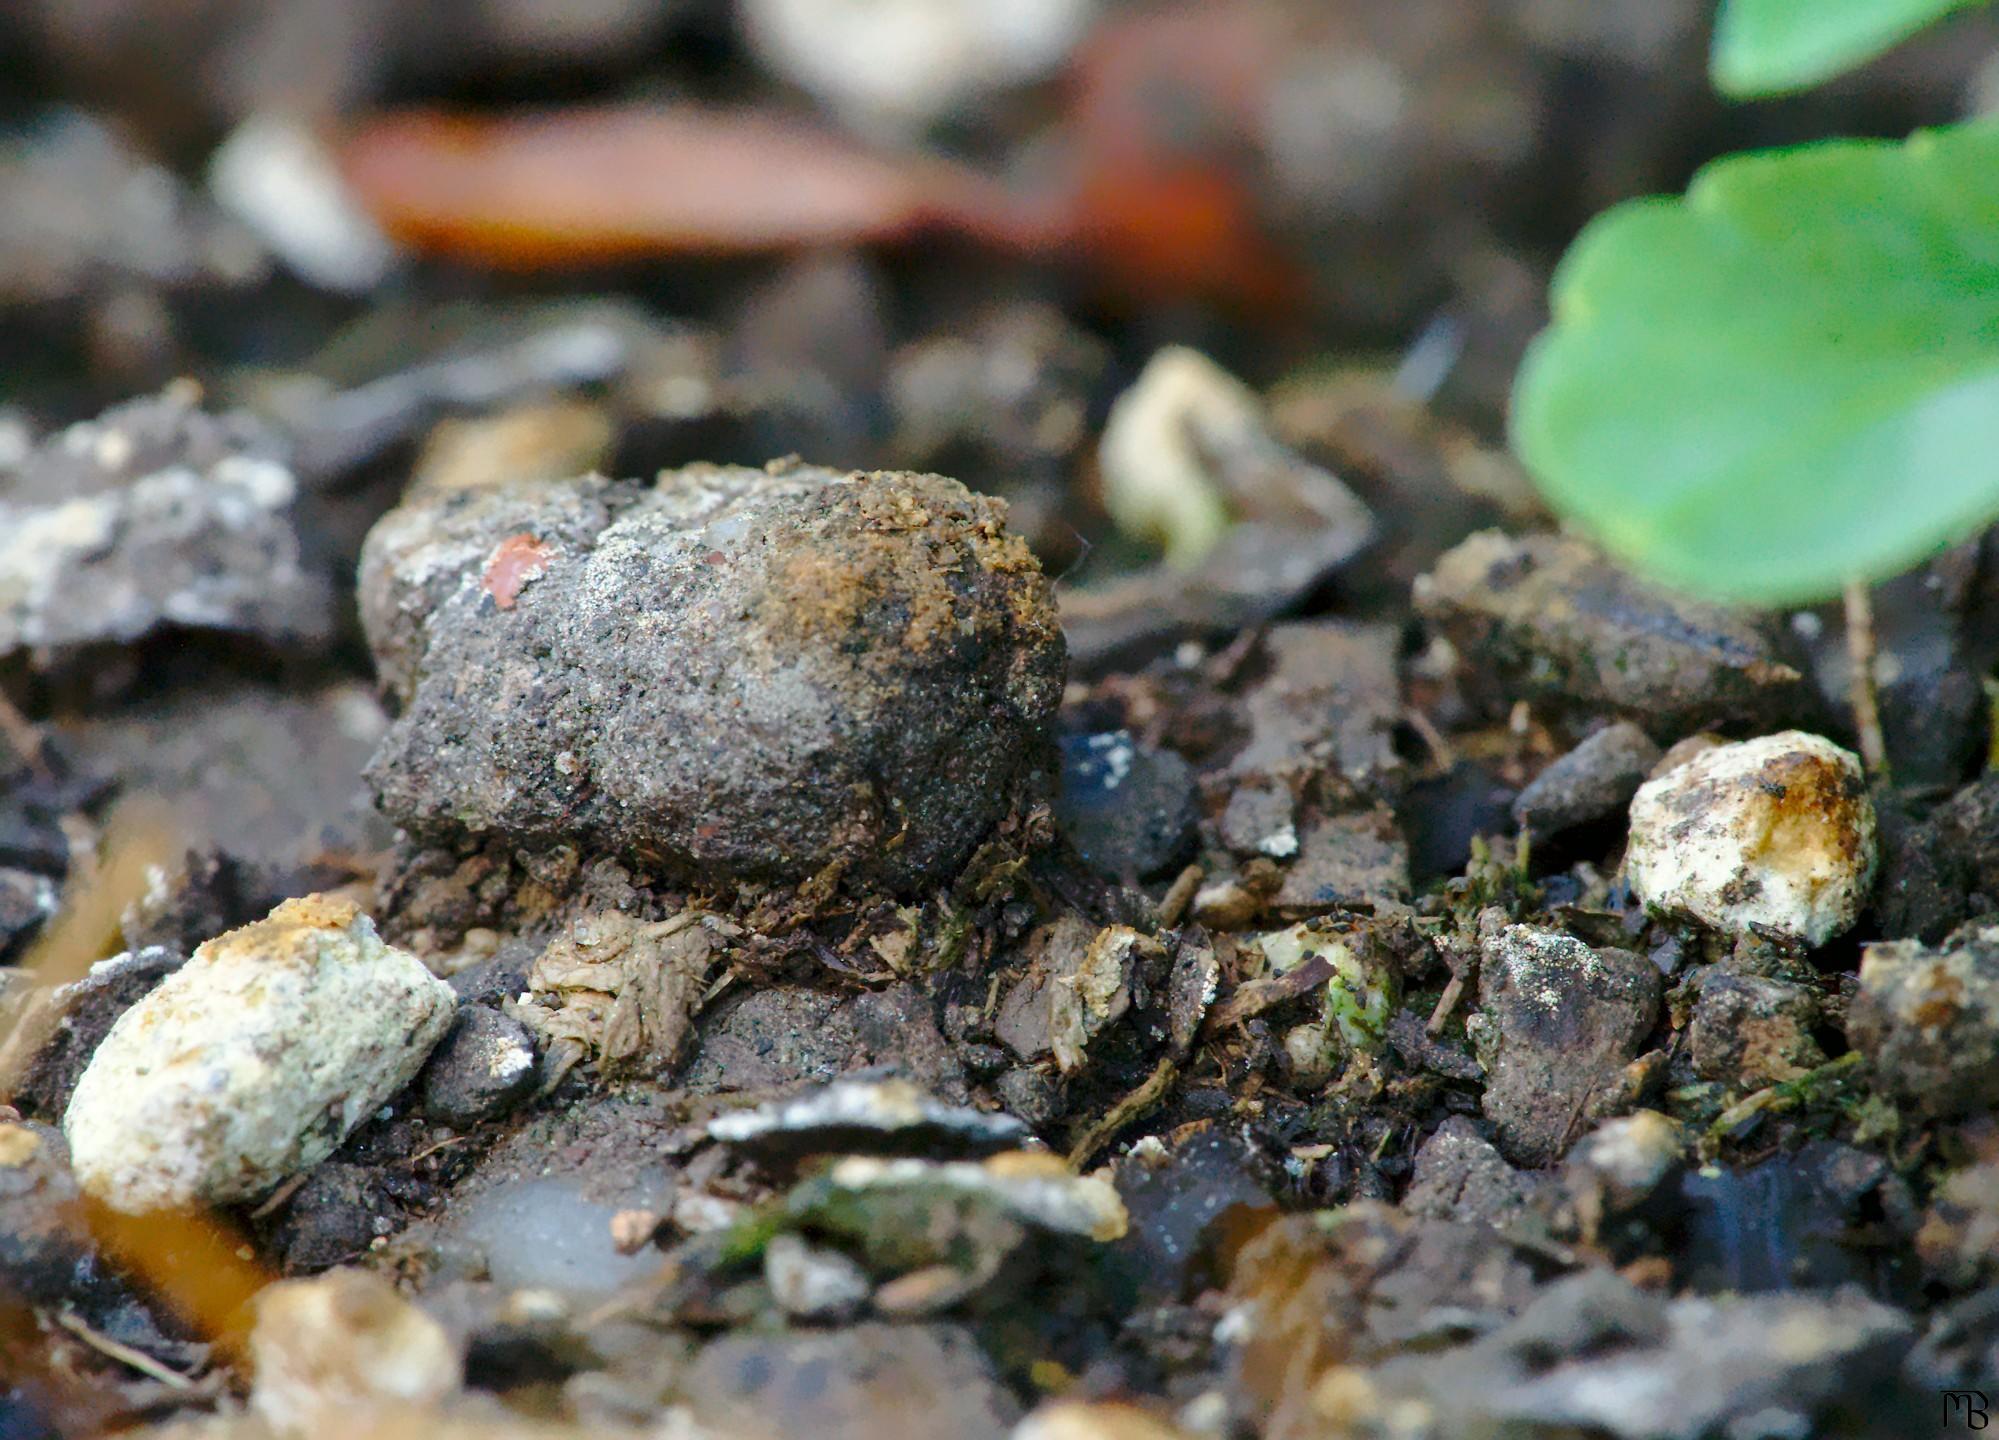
[514,910,738,1083]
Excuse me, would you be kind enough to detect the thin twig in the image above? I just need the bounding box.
[1843,580,1889,779]
[1426,961,1472,1038]
[1155,864,1203,930]
[54,1310,196,1389]
[1067,1055,1178,1171]
[1707,1050,1864,1142]
[247,1171,310,1220]
[406,1134,470,1165]
[1404,706,1457,772]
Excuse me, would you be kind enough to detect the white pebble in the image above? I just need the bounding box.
[63,895,457,1214]
[1625,731,1876,946]
[250,1269,462,1437]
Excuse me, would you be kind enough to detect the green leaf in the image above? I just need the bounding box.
[1511,123,1999,607]
[1712,0,1985,97]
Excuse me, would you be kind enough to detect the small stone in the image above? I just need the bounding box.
[1218,782,1297,859]
[1564,1111,1684,1215]
[1110,1124,1273,1304]
[1687,969,1826,1088]
[889,303,1106,500]
[1402,1116,1550,1230]
[673,1188,749,1236]
[420,1006,538,1129]
[0,866,56,963]
[1229,621,1403,786]
[1013,1402,1193,1440]
[1511,722,1662,838]
[1873,771,1999,943]
[1269,807,1410,918]
[763,1233,872,1321]
[0,112,263,308]
[1561,1110,1686,1250]
[681,1324,1019,1440]
[0,1121,87,1305]
[207,113,394,293]
[0,386,331,661]
[1189,874,1264,930]
[62,896,457,1213]
[1625,731,1877,947]
[1677,1140,1901,1294]
[249,1269,463,1437]
[996,918,1160,1074]
[708,1078,1028,1162]
[741,0,1091,137]
[608,1208,661,1255]
[362,461,1062,892]
[995,1066,1064,1129]
[1849,926,1999,1117]
[1056,731,1197,880]
[1374,1269,1913,1438]
[1414,529,1803,733]
[1468,925,1661,1166]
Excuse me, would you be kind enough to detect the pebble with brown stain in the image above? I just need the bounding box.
[1625,731,1876,948]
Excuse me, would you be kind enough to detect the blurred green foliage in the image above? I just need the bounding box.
[1713,0,1985,96]
[1512,1,1999,605]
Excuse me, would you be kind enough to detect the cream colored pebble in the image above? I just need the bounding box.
[1625,731,1876,946]
[63,895,457,1214]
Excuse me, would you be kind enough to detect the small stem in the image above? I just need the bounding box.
[1843,580,1889,780]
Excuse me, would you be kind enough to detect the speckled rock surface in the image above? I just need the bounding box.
[1850,926,1999,1117]
[419,1005,538,1129]
[1625,731,1877,947]
[62,895,457,1213]
[1469,925,1661,1166]
[1687,969,1825,1087]
[360,460,1064,891]
[0,386,331,659]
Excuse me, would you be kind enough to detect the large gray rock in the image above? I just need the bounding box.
[360,461,1064,891]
